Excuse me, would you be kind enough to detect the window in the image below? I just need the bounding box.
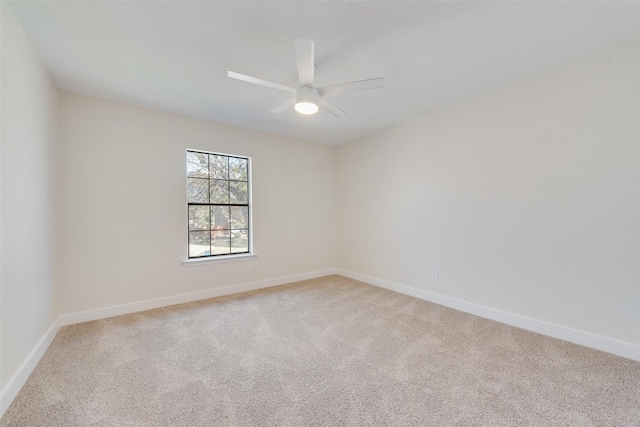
[187,150,251,258]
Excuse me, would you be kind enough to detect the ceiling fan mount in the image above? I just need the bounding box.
[228,38,384,118]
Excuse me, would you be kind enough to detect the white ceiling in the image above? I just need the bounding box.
[8,1,640,146]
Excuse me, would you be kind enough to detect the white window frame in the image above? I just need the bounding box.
[182,149,255,266]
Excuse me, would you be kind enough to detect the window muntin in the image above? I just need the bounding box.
[187,150,250,258]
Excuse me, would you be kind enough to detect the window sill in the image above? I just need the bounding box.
[182,253,257,267]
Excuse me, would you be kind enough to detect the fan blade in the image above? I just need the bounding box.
[269,98,296,114]
[318,77,384,97]
[295,38,314,86]
[228,71,296,94]
[319,99,347,118]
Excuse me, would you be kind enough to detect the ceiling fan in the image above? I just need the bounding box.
[228,38,384,118]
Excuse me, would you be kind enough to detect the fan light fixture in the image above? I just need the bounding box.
[294,87,320,115]
[227,38,385,118]
[295,100,318,115]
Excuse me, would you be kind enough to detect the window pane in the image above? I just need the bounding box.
[229,157,247,181]
[210,180,229,204]
[187,151,250,259]
[230,206,248,229]
[231,229,249,253]
[229,181,247,204]
[209,155,228,180]
[211,230,231,255]
[187,178,209,203]
[211,206,230,230]
[187,152,209,178]
[189,206,210,231]
[189,231,211,257]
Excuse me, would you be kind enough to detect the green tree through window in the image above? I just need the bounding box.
[187,150,251,258]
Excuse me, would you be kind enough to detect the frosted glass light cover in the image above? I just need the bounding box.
[295,101,318,114]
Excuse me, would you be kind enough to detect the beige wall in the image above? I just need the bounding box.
[57,93,336,314]
[337,41,640,345]
[1,2,59,390]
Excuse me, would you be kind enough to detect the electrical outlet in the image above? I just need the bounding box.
[246,264,253,273]
[431,271,439,282]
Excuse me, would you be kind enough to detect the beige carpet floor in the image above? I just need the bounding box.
[2,275,639,426]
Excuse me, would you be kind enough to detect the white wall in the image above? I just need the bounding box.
[57,93,336,314]
[337,41,640,346]
[1,2,59,391]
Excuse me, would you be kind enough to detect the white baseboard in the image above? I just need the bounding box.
[59,268,337,326]
[0,318,62,418]
[337,269,640,362]
[0,268,337,419]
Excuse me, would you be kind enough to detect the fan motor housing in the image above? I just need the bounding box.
[296,86,320,103]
